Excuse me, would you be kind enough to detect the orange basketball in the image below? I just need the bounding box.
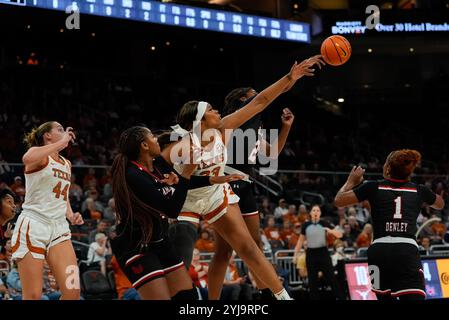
[320,35,352,66]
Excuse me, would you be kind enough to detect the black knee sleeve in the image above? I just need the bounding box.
[172,287,199,300]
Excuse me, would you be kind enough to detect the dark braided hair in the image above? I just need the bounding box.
[111,126,163,245]
[223,87,253,116]
[156,130,181,151]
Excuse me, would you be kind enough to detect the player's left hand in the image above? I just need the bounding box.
[69,212,84,225]
[281,108,295,127]
[161,171,180,185]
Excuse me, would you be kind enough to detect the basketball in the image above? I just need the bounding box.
[320,35,352,66]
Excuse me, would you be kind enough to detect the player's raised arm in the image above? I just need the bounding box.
[23,125,75,166]
[334,166,365,207]
[220,55,324,132]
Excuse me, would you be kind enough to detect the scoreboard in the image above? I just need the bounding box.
[0,0,311,43]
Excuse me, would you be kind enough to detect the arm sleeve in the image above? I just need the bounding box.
[418,185,437,206]
[353,181,378,202]
[189,176,212,189]
[127,169,190,219]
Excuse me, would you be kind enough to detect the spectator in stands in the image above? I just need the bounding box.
[83,167,97,189]
[341,223,355,248]
[221,252,252,300]
[99,168,112,188]
[348,215,361,239]
[0,277,10,300]
[103,198,116,223]
[99,169,113,198]
[195,229,215,253]
[347,206,357,219]
[280,220,294,248]
[88,219,109,244]
[87,233,111,275]
[0,239,12,267]
[258,197,273,223]
[297,204,309,224]
[331,239,346,267]
[356,223,373,248]
[274,199,288,222]
[189,248,209,290]
[83,197,103,221]
[420,236,431,252]
[419,216,436,239]
[260,228,272,251]
[6,261,48,300]
[110,255,140,300]
[9,176,25,201]
[264,216,281,241]
[81,188,105,214]
[69,173,83,212]
[283,204,298,224]
[288,222,301,249]
[42,261,62,300]
[431,218,447,244]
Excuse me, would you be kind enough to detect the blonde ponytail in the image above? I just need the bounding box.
[23,121,55,149]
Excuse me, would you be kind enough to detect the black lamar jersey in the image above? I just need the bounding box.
[353,179,437,240]
[114,156,190,250]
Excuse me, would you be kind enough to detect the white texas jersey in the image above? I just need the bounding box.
[22,155,71,220]
[174,129,226,198]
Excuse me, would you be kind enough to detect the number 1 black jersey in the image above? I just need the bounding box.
[353,179,437,240]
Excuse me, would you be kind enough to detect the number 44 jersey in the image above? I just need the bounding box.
[22,155,72,220]
[353,178,437,240]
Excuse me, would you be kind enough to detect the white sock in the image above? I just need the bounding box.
[274,288,294,300]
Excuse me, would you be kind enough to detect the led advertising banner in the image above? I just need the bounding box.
[346,258,449,300]
[0,0,310,43]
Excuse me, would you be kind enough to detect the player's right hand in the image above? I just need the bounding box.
[289,55,326,79]
[60,127,76,148]
[347,166,365,187]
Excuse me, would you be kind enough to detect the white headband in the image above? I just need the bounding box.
[171,101,208,137]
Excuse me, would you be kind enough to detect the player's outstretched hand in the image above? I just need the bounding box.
[289,55,326,79]
[347,166,365,187]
